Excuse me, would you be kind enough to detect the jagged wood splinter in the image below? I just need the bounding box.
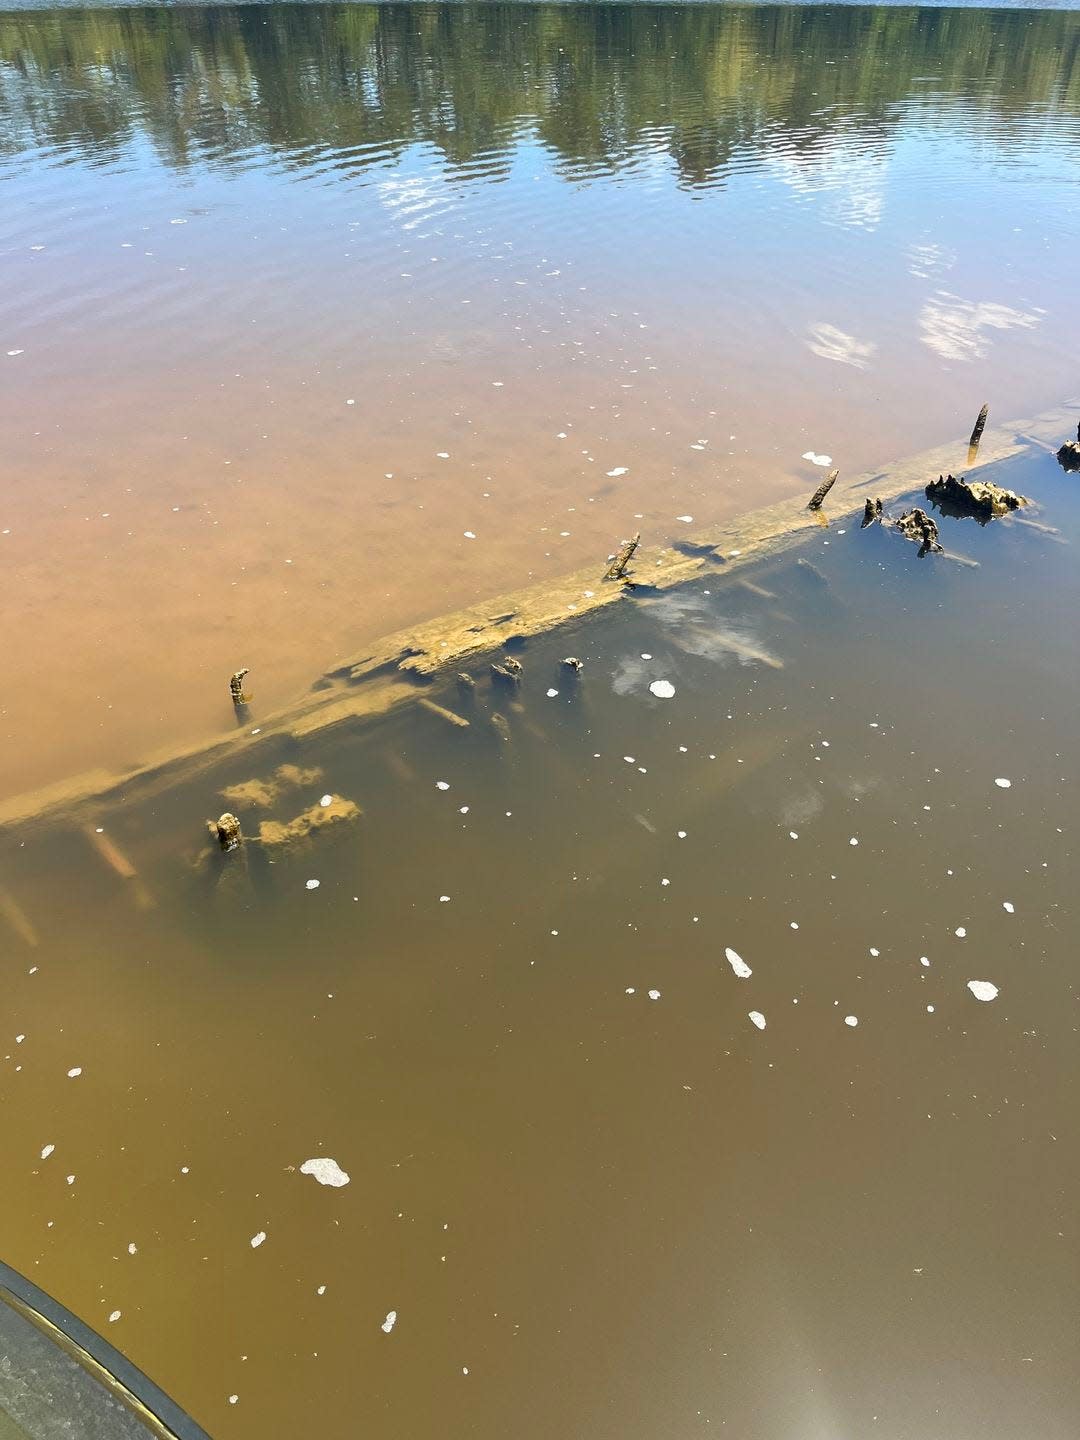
[807,469,839,511]
[603,533,640,581]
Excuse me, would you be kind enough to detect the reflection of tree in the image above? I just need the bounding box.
[1,3,1077,183]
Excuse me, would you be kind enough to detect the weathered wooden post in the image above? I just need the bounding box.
[229,668,250,706]
[808,469,839,511]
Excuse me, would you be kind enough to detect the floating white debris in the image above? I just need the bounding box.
[1002,901,1015,914]
[463,531,476,539]
[67,1067,82,1078]
[849,837,859,846]
[748,1011,767,1031]
[994,777,1012,789]
[459,806,469,814]
[801,451,833,467]
[546,688,559,698]
[724,948,752,979]
[300,1158,350,1188]
[967,980,999,1003]
[649,680,676,699]
[317,1285,326,1296]
[439,895,451,903]
[677,830,687,839]
[844,1015,859,1027]
[7,349,25,357]
[381,1311,397,1334]
[648,989,661,1000]
[250,1232,266,1248]
[108,1310,121,1323]
[127,1243,137,1255]
[955,927,967,938]
[789,831,799,840]
[305,879,320,890]
[606,467,628,477]
[920,957,930,967]
[436,781,450,791]
[319,794,333,807]
[436,452,450,459]
[676,515,694,524]
[625,987,636,995]
[40,1144,54,1160]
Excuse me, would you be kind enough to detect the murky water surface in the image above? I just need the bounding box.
[2,431,1079,1436]
[1,2,1079,798]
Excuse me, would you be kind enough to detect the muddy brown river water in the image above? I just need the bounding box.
[1,3,1079,1437]
[2,427,1080,1437]
[1,1,1079,800]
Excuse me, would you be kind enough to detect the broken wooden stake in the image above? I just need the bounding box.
[862,497,883,526]
[968,403,989,451]
[85,825,137,880]
[0,887,38,947]
[229,668,250,706]
[418,698,470,728]
[807,469,839,511]
[603,533,640,581]
[491,656,523,684]
[895,508,943,556]
[208,812,242,851]
[1057,423,1080,472]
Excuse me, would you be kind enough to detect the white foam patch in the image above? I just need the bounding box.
[606,467,628,477]
[967,980,999,1003]
[250,1231,267,1248]
[381,1310,397,1333]
[436,780,450,790]
[725,948,752,979]
[67,1067,82,1078]
[300,1157,350,1188]
[1002,901,1015,914]
[546,688,559,698]
[306,879,320,890]
[648,988,661,1000]
[801,451,832,467]
[749,1011,767,1031]
[649,680,676,699]
[994,777,1012,789]
[844,1015,859,1027]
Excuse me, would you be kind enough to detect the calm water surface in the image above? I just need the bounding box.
[1,432,1079,1437]
[0,2,1078,801]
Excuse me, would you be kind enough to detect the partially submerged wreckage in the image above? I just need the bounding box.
[0,402,1075,851]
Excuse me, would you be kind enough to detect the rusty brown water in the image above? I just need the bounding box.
[1,2,1079,801]
[2,435,1079,1437]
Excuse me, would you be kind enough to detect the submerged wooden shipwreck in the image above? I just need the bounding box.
[0,402,1074,838]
